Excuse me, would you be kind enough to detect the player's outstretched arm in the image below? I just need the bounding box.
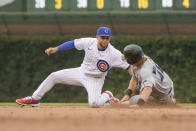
[45,47,58,56]
[140,86,152,102]
[45,40,75,56]
[121,76,138,102]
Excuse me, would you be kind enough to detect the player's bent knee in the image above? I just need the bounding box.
[129,95,141,105]
[48,72,60,83]
[49,72,56,78]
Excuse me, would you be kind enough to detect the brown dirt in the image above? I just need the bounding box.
[0,105,196,131]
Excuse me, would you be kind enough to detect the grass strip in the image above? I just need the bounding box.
[0,102,88,106]
[0,103,196,106]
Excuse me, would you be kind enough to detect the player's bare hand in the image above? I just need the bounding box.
[121,95,130,102]
[45,47,58,56]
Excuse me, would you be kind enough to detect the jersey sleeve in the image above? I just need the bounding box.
[140,68,156,89]
[111,49,130,70]
[74,38,96,50]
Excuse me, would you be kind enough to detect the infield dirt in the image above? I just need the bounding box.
[0,105,196,131]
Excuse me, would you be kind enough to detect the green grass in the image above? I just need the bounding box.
[0,103,196,106]
[0,102,88,106]
[178,103,196,106]
[40,103,89,106]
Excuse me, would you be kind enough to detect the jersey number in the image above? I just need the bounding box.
[152,63,164,81]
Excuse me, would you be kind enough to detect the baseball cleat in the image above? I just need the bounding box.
[103,91,119,104]
[16,96,40,107]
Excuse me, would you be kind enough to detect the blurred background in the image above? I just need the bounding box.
[0,0,195,103]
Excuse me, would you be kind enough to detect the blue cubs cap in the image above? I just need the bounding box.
[97,27,112,37]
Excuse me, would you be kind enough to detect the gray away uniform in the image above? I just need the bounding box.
[128,56,175,105]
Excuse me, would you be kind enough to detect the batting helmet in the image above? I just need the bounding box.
[123,44,144,65]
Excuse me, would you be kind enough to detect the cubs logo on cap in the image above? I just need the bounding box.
[97,27,112,37]
[104,29,108,33]
[97,60,110,72]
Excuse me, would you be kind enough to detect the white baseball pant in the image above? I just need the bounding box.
[32,67,110,107]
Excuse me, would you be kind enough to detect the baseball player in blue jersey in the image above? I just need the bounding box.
[16,26,132,107]
[121,44,175,106]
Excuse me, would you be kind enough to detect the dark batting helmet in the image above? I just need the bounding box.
[123,44,144,64]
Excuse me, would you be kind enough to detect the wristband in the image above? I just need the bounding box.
[137,98,145,105]
[124,89,132,96]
